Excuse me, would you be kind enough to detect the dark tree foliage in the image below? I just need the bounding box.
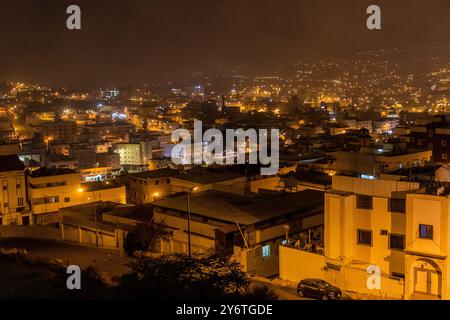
[123,222,171,256]
[116,254,276,300]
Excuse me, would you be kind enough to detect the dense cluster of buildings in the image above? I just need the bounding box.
[0,47,449,300]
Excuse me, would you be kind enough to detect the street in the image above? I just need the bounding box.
[0,238,132,279]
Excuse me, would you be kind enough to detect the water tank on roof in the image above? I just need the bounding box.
[435,165,450,182]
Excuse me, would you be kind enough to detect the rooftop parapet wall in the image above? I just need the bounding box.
[331,175,420,198]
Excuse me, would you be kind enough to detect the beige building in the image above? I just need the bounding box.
[60,201,143,249]
[26,168,126,224]
[124,166,291,204]
[280,175,450,300]
[153,189,324,277]
[41,120,77,144]
[327,149,432,177]
[0,155,30,225]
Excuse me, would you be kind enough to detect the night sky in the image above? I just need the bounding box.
[0,0,449,86]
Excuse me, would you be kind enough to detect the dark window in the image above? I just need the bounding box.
[389,234,405,250]
[155,180,159,185]
[64,197,70,203]
[167,179,170,184]
[22,216,30,226]
[389,198,406,213]
[357,229,372,246]
[391,272,405,279]
[419,224,433,239]
[356,195,373,210]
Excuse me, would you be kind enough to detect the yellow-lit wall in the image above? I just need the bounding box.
[325,193,405,278]
[0,170,29,225]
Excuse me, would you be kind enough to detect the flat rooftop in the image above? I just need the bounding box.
[82,181,124,192]
[153,189,324,226]
[28,167,78,177]
[0,155,25,172]
[129,167,244,184]
[61,202,154,232]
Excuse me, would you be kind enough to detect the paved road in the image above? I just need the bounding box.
[250,277,354,300]
[0,238,132,278]
[250,277,311,300]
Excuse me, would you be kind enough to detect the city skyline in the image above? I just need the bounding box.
[0,0,450,86]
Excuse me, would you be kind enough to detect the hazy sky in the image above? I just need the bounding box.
[0,0,449,86]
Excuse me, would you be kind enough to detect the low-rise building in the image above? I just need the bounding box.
[0,155,30,225]
[60,201,144,249]
[153,189,324,277]
[26,168,126,224]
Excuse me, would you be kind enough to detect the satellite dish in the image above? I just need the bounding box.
[435,165,450,182]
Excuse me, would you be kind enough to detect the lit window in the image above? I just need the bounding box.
[419,224,433,239]
[262,244,271,257]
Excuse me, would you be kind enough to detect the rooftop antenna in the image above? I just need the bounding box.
[235,220,249,249]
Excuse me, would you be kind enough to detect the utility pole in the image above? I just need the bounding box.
[187,191,191,259]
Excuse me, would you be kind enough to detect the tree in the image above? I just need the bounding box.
[123,222,171,256]
[117,254,252,300]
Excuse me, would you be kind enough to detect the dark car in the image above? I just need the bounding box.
[297,279,342,300]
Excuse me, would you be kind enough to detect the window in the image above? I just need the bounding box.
[419,224,433,239]
[155,180,159,185]
[389,234,405,250]
[262,244,271,257]
[356,195,373,210]
[443,153,448,160]
[389,198,406,213]
[391,272,405,280]
[17,197,24,207]
[357,229,372,246]
[32,198,45,205]
[64,197,70,203]
[442,140,448,147]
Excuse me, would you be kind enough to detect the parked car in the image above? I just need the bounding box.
[297,279,342,300]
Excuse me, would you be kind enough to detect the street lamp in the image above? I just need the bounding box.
[184,186,198,290]
[186,186,198,259]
